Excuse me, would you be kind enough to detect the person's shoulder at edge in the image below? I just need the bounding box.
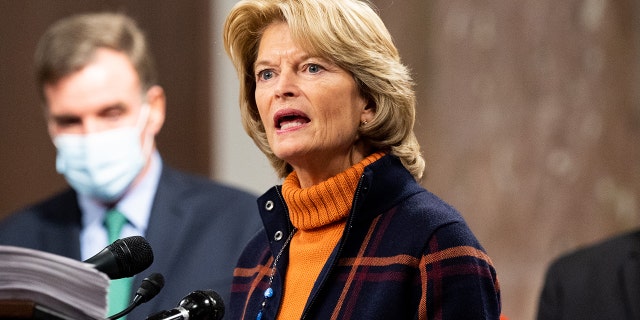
[550,228,640,269]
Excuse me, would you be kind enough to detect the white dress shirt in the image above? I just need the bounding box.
[79,151,162,260]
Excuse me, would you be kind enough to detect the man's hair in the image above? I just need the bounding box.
[35,12,157,99]
[224,0,424,180]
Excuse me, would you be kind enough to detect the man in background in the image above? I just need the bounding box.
[0,12,262,319]
[537,229,640,319]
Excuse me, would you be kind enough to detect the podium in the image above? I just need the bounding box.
[0,300,77,320]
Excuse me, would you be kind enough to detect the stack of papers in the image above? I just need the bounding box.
[0,245,109,319]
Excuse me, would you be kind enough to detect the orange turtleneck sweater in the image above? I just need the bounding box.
[276,152,384,319]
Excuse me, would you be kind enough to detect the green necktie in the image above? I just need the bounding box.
[104,209,132,318]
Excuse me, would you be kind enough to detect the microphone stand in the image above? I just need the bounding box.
[106,273,165,320]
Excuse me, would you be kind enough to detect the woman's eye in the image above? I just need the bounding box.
[257,69,274,81]
[308,64,322,73]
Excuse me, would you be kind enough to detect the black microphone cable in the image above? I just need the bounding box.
[107,272,165,320]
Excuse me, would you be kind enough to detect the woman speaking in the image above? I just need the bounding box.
[223,0,501,318]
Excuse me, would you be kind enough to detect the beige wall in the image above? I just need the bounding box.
[373,0,640,319]
[1,1,639,320]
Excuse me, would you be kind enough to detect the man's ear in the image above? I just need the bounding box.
[145,85,166,135]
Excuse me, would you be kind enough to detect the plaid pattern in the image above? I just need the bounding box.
[230,155,501,319]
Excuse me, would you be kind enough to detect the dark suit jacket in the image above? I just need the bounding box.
[0,165,263,319]
[537,230,640,320]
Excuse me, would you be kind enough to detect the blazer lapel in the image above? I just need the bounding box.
[132,166,189,314]
[43,189,83,259]
[145,165,189,260]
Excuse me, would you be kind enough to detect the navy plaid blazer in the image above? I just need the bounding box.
[230,155,501,319]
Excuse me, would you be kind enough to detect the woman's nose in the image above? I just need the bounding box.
[274,71,298,98]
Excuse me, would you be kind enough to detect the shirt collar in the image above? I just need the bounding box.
[79,151,162,234]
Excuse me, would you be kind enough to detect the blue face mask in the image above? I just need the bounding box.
[53,104,151,202]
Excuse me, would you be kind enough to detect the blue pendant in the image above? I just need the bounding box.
[256,310,263,320]
[264,287,274,298]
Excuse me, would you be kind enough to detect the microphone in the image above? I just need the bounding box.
[145,290,225,320]
[107,272,165,320]
[84,235,154,279]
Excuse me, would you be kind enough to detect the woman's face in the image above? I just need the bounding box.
[254,22,371,186]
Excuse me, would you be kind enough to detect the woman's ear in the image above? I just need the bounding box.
[361,100,375,123]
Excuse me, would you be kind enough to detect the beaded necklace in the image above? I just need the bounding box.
[257,228,297,320]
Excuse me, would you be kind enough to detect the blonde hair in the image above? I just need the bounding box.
[223,0,425,180]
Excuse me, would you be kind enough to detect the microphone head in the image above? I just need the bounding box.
[136,273,165,303]
[109,236,154,278]
[179,290,225,320]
